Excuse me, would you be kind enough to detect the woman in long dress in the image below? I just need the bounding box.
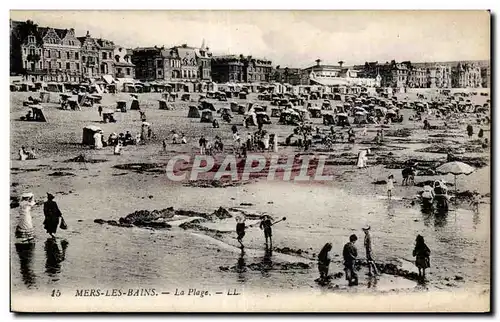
[43,193,62,238]
[16,192,36,241]
[94,131,103,149]
[357,149,368,168]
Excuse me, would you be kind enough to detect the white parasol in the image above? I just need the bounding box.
[436,161,475,202]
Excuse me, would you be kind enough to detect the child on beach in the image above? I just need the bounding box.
[318,243,333,283]
[259,215,273,248]
[387,174,394,199]
[412,235,431,280]
[235,214,247,249]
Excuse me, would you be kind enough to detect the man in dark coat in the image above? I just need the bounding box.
[43,193,62,238]
[343,234,359,286]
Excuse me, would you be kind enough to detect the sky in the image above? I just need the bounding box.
[10,10,491,68]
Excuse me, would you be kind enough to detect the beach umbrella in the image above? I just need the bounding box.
[436,161,475,202]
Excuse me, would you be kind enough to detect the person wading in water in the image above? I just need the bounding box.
[43,193,63,238]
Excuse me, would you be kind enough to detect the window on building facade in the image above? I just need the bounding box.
[75,52,79,59]
[126,68,130,76]
[66,62,71,70]
[115,55,120,63]
[102,52,107,60]
[39,61,42,69]
[58,62,61,69]
[158,70,162,76]
[76,63,79,70]
[47,61,51,69]
[57,51,61,58]
[66,52,70,59]
[82,56,86,63]
[117,68,122,75]
[28,36,35,44]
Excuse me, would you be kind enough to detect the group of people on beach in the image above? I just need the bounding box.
[15,192,66,242]
[18,146,38,160]
[318,227,431,286]
[235,214,276,250]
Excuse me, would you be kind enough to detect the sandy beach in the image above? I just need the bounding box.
[10,89,490,301]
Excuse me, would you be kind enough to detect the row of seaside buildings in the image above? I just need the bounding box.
[10,19,490,89]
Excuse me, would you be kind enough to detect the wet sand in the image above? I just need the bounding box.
[10,90,490,298]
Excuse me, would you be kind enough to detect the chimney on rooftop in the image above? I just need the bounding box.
[315,59,321,66]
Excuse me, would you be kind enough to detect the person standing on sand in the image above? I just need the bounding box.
[199,135,207,155]
[317,243,333,283]
[362,226,379,276]
[412,235,431,280]
[343,234,359,286]
[235,214,247,249]
[43,193,63,238]
[387,174,394,199]
[94,130,103,149]
[16,192,36,241]
[259,215,273,248]
[467,124,474,139]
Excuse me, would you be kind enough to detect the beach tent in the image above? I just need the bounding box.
[29,105,47,122]
[68,98,81,111]
[270,107,281,117]
[158,99,168,110]
[46,82,64,93]
[39,91,51,103]
[256,111,272,125]
[102,109,116,123]
[117,100,127,112]
[130,98,140,110]
[82,125,102,145]
[244,112,258,126]
[230,101,239,113]
[200,109,214,123]
[188,105,201,118]
[200,100,216,111]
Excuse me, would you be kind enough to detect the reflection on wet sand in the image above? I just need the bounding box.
[260,248,273,278]
[367,275,378,289]
[434,211,448,229]
[236,249,247,283]
[15,242,36,288]
[44,238,69,281]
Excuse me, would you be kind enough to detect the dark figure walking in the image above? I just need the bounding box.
[98,105,103,117]
[343,234,359,286]
[318,243,332,283]
[43,193,62,238]
[259,215,273,248]
[235,215,247,249]
[412,235,431,280]
[467,124,473,138]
